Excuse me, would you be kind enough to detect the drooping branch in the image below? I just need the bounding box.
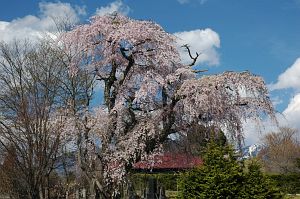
[59,14,276,197]
[177,71,275,145]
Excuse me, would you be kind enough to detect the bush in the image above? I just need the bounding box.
[131,173,179,191]
[177,142,283,199]
[240,161,282,199]
[268,174,300,194]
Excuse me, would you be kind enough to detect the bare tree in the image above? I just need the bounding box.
[55,43,97,198]
[258,127,300,173]
[0,40,72,199]
[0,145,28,198]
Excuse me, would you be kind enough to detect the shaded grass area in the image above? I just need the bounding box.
[166,190,177,199]
[284,194,300,199]
[166,191,300,199]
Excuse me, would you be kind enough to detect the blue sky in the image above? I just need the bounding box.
[1,0,300,144]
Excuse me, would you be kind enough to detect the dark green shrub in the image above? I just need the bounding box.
[177,142,283,199]
[268,173,300,194]
[239,160,282,199]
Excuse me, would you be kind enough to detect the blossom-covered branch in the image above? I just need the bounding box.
[58,14,275,197]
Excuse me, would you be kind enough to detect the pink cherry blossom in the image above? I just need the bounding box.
[59,14,275,196]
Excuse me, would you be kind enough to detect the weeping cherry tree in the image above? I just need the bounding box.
[59,14,275,198]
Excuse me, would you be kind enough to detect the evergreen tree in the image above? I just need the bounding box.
[177,142,283,199]
[239,160,282,199]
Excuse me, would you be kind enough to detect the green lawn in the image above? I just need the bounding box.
[165,192,300,199]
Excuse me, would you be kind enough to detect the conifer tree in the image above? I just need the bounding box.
[177,142,283,199]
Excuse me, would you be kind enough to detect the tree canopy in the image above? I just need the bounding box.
[56,14,276,197]
[258,127,300,173]
[0,14,277,198]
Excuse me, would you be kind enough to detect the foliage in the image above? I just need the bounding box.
[240,160,283,199]
[177,143,243,198]
[269,174,300,194]
[177,142,283,199]
[58,13,275,197]
[131,173,179,192]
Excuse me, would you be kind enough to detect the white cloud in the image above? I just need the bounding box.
[269,58,300,91]
[39,2,83,24]
[242,119,267,145]
[174,28,220,66]
[75,5,87,16]
[271,96,283,107]
[95,0,130,16]
[282,93,300,129]
[242,114,288,145]
[268,57,300,138]
[0,2,85,43]
[242,93,300,145]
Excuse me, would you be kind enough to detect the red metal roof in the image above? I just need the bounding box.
[133,153,202,171]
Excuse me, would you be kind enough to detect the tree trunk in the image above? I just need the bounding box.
[146,177,157,199]
[82,188,87,199]
[30,188,40,199]
[65,190,68,199]
[159,187,166,199]
[45,175,49,199]
[76,189,80,199]
[39,185,44,199]
[89,180,96,199]
[127,181,136,199]
[45,187,49,199]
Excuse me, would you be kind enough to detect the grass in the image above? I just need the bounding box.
[166,190,178,198]
[284,194,300,199]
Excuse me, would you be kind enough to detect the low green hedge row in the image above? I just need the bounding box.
[268,174,300,194]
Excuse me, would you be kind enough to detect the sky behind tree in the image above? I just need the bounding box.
[1,0,299,145]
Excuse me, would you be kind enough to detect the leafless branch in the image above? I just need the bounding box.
[192,69,208,73]
[182,44,200,66]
